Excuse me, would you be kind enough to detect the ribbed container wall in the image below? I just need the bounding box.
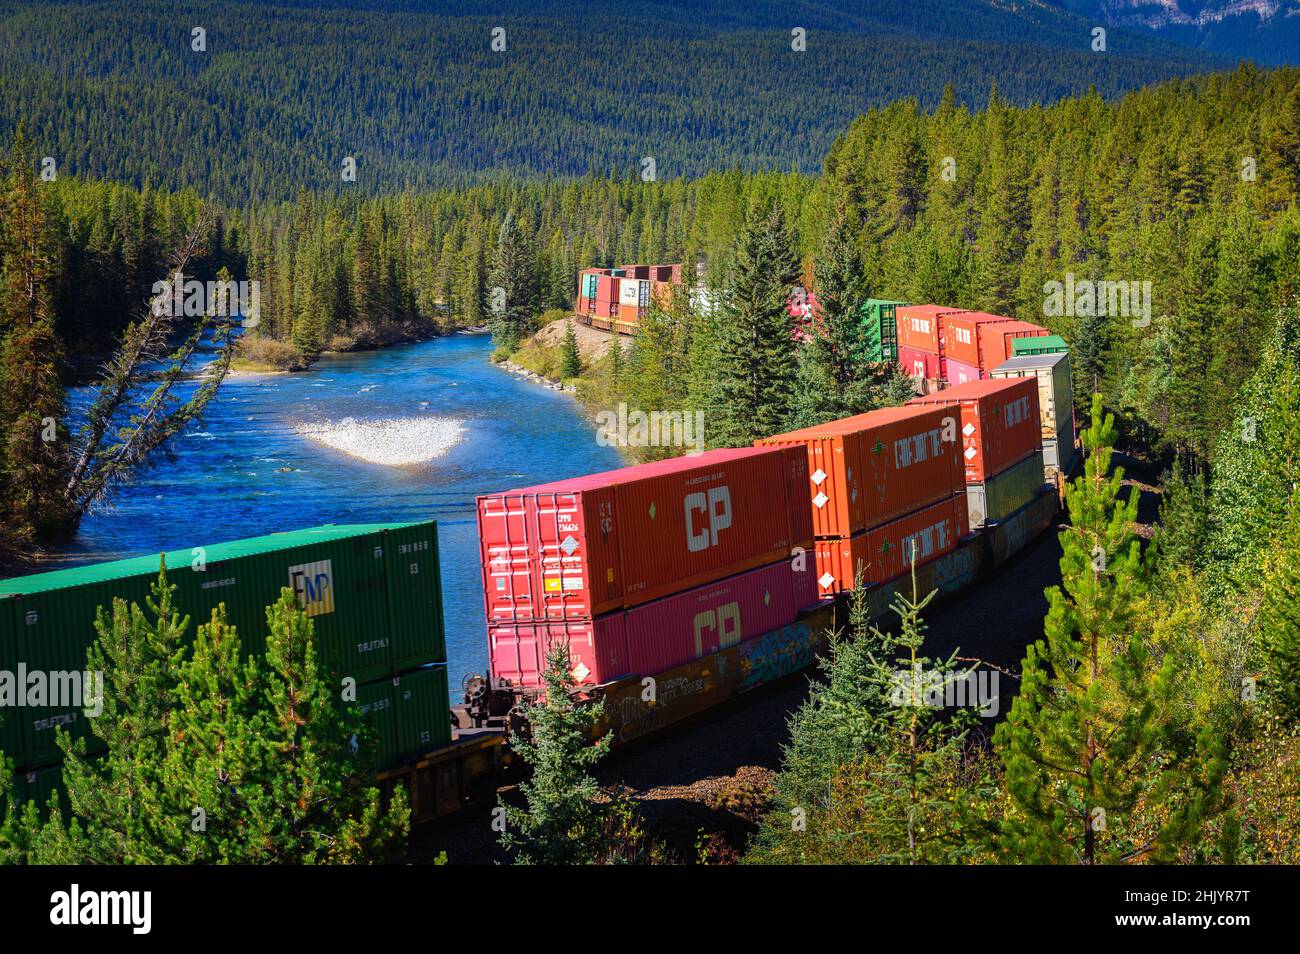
[964,451,1048,527]
[756,431,865,538]
[0,522,446,772]
[977,321,1050,369]
[1012,335,1068,357]
[392,666,452,758]
[489,616,630,687]
[383,523,447,670]
[908,377,1042,483]
[477,447,806,623]
[943,357,982,385]
[990,352,1074,441]
[941,312,1011,367]
[898,345,942,381]
[814,495,967,594]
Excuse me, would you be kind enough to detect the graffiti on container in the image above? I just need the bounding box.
[933,547,976,592]
[739,623,818,689]
[611,672,711,743]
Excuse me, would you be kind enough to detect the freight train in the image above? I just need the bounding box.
[0,318,1077,826]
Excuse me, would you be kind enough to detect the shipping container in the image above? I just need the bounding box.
[759,404,961,539]
[1012,334,1068,357]
[619,279,641,308]
[814,495,968,594]
[943,356,982,385]
[977,321,1050,369]
[990,352,1074,441]
[940,311,1013,367]
[355,666,453,768]
[391,665,452,759]
[617,303,639,323]
[623,557,819,678]
[489,559,817,688]
[0,597,21,763]
[964,451,1047,527]
[898,345,943,381]
[595,274,618,303]
[0,523,446,770]
[489,615,630,687]
[861,299,906,363]
[897,305,968,354]
[1042,433,1078,480]
[907,377,1042,484]
[10,763,68,818]
[477,447,808,623]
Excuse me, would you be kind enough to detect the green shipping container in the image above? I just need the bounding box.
[860,299,907,363]
[382,524,447,671]
[1012,334,1068,357]
[392,666,452,759]
[0,522,446,771]
[354,666,452,768]
[9,763,69,820]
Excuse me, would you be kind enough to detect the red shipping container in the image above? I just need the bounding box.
[489,616,630,688]
[596,274,618,303]
[477,447,808,623]
[623,557,819,679]
[976,321,1050,370]
[898,345,942,380]
[897,305,969,354]
[814,495,968,595]
[907,377,1042,483]
[943,356,982,385]
[758,404,962,538]
[940,311,1012,367]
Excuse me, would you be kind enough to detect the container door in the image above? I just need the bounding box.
[383,523,446,671]
[393,666,452,759]
[353,677,398,768]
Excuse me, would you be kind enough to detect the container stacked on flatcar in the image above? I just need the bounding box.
[990,351,1078,482]
[907,377,1046,528]
[896,305,1054,390]
[476,447,820,690]
[0,522,452,807]
[757,405,967,597]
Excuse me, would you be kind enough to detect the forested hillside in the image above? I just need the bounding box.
[0,0,1224,201]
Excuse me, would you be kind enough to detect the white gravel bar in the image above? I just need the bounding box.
[294,416,466,466]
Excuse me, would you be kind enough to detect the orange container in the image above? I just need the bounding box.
[758,404,963,538]
[814,495,968,594]
[897,304,970,354]
[941,311,1014,368]
[907,377,1042,483]
[976,321,1050,370]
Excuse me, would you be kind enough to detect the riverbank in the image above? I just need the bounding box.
[232,318,467,373]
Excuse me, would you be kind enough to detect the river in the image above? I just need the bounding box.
[47,333,624,693]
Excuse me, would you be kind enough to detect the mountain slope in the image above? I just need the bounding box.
[0,1,1232,200]
[1054,1,1300,63]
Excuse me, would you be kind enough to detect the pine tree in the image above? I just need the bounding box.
[712,200,799,445]
[789,207,886,427]
[995,394,1229,863]
[560,319,581,379]
[1154,458,1210,576]
[487,210,538,351]
[1258,490,1300,723]
[23,573,408,863]
[500,642,611,865]
[0,123,71,546]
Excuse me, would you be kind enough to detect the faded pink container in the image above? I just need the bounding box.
[898,345,942,380]
[622,557,818,678]
[488,616,630,688]
[488,558,819,688]
[943,356,982,385]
